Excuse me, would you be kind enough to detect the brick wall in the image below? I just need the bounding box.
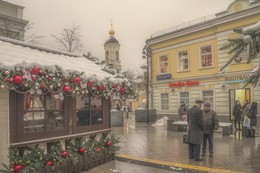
[0,89,9,169]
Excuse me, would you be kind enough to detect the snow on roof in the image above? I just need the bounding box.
[0,36,115,81]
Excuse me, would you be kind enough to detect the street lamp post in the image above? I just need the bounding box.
[142,45,152,125]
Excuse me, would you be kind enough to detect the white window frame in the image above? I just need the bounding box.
[179,92,189,108]
[177,50,189,72]
[158,55,169,74]
[202,90,214,109]
[199,45,213,68]
[160,93,169,110]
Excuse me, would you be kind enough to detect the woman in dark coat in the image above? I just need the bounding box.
[248,102,258,137]
[233,100,242,130]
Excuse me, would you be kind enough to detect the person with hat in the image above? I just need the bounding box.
[186,99,204,161]
[178,101,188,121]
[201,103,219,158]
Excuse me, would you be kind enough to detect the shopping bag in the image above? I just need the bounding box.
[243,116,251,128]
[183,134,188,144]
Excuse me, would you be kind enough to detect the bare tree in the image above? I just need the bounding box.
[52,25,83,53]
[0,15,42,43]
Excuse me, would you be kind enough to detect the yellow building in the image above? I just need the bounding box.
[146,0,260,121]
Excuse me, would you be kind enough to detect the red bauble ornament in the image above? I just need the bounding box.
[14,164,22,172]
[63,85,71,93]
[112,83,118,88]
[32,77,37,81]
[120,87,125,93]
[78,147,85,154]
[87,82,93,88]
[46,161,53,166]
[74,77,81,84]
[31,67,39,75]
[98,85,105,91]
[61,151,68,158]
[13,75,23,84]
[97,147,102,152]
[5,78,11,82]
[106,141,111,147]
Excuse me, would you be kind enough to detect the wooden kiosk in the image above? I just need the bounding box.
[0,37,134,172]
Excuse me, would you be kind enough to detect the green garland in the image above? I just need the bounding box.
[0,132,120,173]
[0,63,138,99]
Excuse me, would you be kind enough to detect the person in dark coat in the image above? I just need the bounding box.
[233,100,242,130]
[187,99,204,161]
[201,103,219,158]
[248,102,258,137]
[178,101,188,121]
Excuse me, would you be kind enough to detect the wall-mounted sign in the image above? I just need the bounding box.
[157,73,172,81]
[169,80,199,88]
[224,74,249,84]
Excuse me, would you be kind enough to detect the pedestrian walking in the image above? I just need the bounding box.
[248,102,258,137]
[186,99,204,161]
[178,101,188,121]
[201,103,219,158]
[233,100,242,130]
[241,100,250,119]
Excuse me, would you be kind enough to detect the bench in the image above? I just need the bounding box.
[169,121,233,136]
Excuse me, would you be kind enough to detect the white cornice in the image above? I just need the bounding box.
[147,5,260,46]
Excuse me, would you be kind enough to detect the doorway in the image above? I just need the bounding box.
[229,88,250,121]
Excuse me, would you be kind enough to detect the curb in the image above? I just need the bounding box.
[116,154,243,173]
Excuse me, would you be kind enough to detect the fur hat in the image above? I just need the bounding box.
[204,102,211,107]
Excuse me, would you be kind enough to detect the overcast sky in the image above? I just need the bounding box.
[6,0,233,72]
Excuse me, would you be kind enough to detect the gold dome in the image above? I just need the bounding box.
[109,24,115,36]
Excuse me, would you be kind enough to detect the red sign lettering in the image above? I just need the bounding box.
[169,80,199,88]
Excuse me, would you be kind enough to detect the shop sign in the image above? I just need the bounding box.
[224,74,250,83]
[157,73,172,81]
[169,80,199,87]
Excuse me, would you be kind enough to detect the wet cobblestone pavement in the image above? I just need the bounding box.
[83,112,260,173]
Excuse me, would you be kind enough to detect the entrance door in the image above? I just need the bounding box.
[229,88,250,121]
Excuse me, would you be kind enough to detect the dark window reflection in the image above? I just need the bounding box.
[76,97,103,126]
[23,93,65,133]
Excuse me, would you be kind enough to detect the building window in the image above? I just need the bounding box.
[178,51,189,71]
[161,93,169,110]
[23,93,65,134]
[106,51,109,60]
[200,46,213,68]
[76,97,103,126]
[180,92,189,108]
[159,55,169,74]
[10,91,110,143]
[116,51,119,60]
[202,90,214,108]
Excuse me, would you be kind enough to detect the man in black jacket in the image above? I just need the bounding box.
[187,100,204,161]
[201,103,219,158]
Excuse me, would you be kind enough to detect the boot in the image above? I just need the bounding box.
[246,129,251,138]
[251,129,255,137]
